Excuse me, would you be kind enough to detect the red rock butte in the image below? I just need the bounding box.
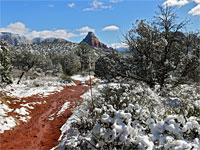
[81,32,108,49]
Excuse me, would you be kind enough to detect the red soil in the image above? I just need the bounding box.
[0,85,89,150]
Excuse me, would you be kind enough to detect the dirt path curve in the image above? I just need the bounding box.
[0,85,89,150]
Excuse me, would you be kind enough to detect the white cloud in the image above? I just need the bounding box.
[189,4,200,15]
[48,4,54,8]
[163,0,200,15]
[109,42,128,50]
[68,3,75,8]
[109,0,123,3]
[76,26,95,32]
[192,0,200,3]
[28,30,77,39]
[76,26,95,36]
[0,22,29,35]
[0,22,98,39]
[83,0,112,11]
[102,25,119,31]
[79,32,88,36]
[163,0,189,7]
[0,22,78,39]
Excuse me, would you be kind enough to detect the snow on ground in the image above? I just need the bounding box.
[20,103,34,109]
[0,116,16,133]
[0,76,75,133]
[0,75,97,134]
[0,100,42,133]
[14,107,30,115]
[0,101,16,133]
[71,74,94,82]
[71,74,101,86]
[19,116,31,123]
[57,102,70,116]
[1,77,68,98]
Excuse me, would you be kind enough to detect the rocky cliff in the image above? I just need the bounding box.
[81,32,108,49]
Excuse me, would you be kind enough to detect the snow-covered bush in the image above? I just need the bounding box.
[60,82,200,150]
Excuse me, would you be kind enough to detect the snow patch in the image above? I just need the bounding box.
[1,77,65,98]
[20,103,34,109]
[57,102,70,116]
[71,75,94,82]
[0,101,16,133]
[0,116,17,133]
[14,107,30,115]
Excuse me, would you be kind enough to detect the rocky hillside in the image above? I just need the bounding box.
[0,32,68,46]
[0,31,111,50]
[81,32,108,49]
[0,32,32,46]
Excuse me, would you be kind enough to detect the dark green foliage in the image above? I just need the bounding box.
[95,52,131,82]
[48,52,63,74]
[60,52,81,76]
[76,42,96,73]
[95,6,200,89]
[9,47,40,84]
[0,41,13,84]
[10,48,40,72]
[174,32,200,84]
[124,6,200,88]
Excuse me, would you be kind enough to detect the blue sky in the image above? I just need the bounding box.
[0,0,199,48]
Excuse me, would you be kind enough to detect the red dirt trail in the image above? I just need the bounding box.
[0,85,89,150]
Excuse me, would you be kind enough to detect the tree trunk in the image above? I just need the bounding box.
[17,71,25,84]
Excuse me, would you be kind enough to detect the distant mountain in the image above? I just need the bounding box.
[0,32,32,46]
[0,32,68,46]
[42,37,67,43]
[32,37,44,44]
[81,32,108,49]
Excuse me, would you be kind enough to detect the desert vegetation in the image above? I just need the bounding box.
[58,6,200,150]
[0,5,199,150]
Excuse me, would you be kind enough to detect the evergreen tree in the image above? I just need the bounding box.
[95,51,130,82]
[60,52,81,76]
[124,5,199,88]
[10,47,40,84]
[76,42,96,73]
[0,41,13,84]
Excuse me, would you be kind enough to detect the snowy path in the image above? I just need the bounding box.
[0,85,89,150]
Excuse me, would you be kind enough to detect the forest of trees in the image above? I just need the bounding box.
[0,41,98,84]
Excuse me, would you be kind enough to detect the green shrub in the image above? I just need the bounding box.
[60,52,81,76]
